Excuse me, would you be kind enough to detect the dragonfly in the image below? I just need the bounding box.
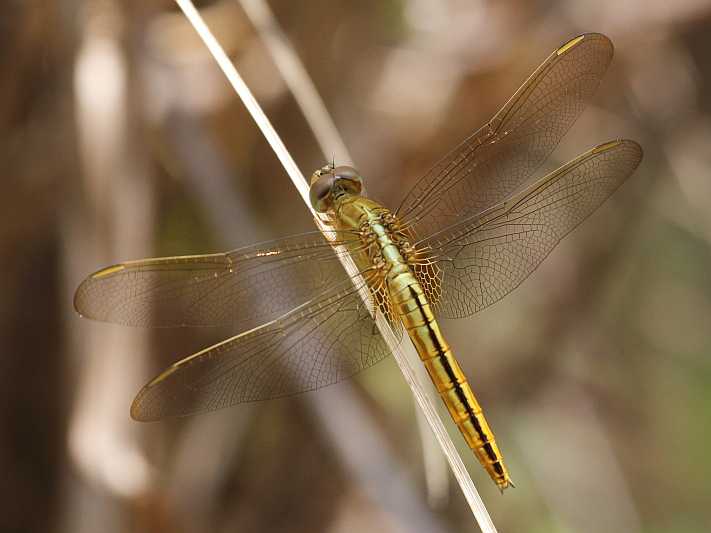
[74,33,642,491]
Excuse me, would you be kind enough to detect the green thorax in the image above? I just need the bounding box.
[332,194,386,231]
[332,194,412,283]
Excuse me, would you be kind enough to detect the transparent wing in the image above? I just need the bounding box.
[418,140,642,319]
[74,230,365,332]
[76,229,407,419]
[131,273,397,421]
[396,33,613,238]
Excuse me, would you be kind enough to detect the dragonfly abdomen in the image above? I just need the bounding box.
[391,276,513,490]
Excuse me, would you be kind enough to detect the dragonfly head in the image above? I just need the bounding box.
[309,165,363,213]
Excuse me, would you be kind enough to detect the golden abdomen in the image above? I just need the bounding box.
[389,276,513,490]
[335,197,513,490]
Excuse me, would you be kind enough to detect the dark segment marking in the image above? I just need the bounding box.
[407,286,496,462]
[483,442,497,463]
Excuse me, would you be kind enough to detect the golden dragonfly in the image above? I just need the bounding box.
[75,33,642,491]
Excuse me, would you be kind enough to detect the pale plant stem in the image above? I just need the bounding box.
[174,1,498,530]
[238,0,352,165]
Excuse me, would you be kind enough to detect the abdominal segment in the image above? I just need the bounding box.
[397,281,513,490]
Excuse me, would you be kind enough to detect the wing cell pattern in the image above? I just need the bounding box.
[397,33,614,239]
[422,140,642,318]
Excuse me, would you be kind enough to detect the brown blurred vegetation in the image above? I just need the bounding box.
[2,1,711,532]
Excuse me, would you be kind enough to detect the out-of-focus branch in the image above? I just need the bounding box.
[238,0,352,165]
[64,3,154,532]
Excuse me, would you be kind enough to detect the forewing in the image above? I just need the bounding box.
[397,33,613,238]
[420,140,642,319]
[130,274,400,420]
[74,231,362,331]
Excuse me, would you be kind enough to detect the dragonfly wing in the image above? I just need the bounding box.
[74,230,364,331]
[131,274,401,420]
[418,140,642,319]
[396,33,613,238]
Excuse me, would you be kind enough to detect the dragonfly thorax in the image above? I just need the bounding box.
[350,207,417,275]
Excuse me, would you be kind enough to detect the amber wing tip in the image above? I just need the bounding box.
[130,394,157,423]
[556,32,613,60]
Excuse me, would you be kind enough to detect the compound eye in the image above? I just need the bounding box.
[309,174,334,212]
[333,166,361,181]
[314,177,332,199]
[332,165,363,196]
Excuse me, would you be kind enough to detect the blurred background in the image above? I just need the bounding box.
[2,0,711,532]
